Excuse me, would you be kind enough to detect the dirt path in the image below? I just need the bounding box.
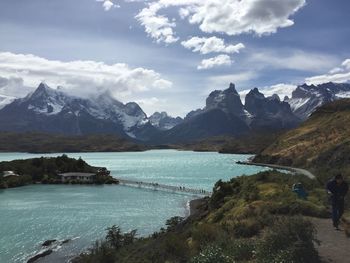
[237,161,316,180]
[312,218,350,263]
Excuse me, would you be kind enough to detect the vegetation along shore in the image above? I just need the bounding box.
[0,155,118,189]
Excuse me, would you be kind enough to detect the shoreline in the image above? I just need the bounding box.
[236,160,316,180]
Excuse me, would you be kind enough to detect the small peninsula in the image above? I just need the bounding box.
[0,155,118,189]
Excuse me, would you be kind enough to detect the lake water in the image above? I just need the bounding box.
[0,150,268,262]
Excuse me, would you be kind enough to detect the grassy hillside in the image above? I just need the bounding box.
[0,132,147,153]
[254,99,350,183]
[73,170,328,263]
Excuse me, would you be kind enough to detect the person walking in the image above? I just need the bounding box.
[327,174,349,230]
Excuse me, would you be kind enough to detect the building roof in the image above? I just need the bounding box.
[2,171,19,177]
[59,172,96,178]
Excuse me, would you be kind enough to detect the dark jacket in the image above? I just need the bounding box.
[327,179,349,202]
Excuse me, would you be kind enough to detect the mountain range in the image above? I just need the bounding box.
[285,82,350,120]
[0,82,349,143]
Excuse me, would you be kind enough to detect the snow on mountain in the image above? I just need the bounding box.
[23,83,73,115]
[90,92,149,137]
[286,97,310,112]
[285,82,350,120]
[0,94,16,109]
[240,82,350,121]
[149,111,183,130]
[206,83,245,116]
[0,83,154,140]
[336,91,350,98]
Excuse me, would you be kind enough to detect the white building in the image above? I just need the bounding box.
[2,171,19,178]
[59,172,96,183]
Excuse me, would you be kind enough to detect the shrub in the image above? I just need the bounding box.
[164,232,189,260]
[166,216,184,231]
[231,218,262,238]
[191,223,225,246]
[190,245,233,263]
[105,225,137,249]
[226,239,256,261]
[256,216,320,263]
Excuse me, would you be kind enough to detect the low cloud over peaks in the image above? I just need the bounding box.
[0,52,172,99]
[306,58,350,85]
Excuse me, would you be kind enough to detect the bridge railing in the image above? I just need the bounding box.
[117,178,212,196]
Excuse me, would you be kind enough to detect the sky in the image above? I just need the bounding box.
[0,0,349,117]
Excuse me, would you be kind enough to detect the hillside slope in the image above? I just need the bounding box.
[254,99,350,183]
[73,170,327,263]
[0,132,146,153]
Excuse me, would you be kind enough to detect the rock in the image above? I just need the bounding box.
[27,249,53,263]
[41,239,57,246]
[244,87,300,131]
[205,83,245,116]
[62,239,71,244]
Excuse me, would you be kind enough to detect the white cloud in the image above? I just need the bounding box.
[135,2,180,44]
[197,54,232,70]
[0,52,172,100]
[208,71,258,91]
[341,59,350,69]
[239,83,297,103]
[181,36,245,55]
[248,50,339,72]
[236,58,350,103]
[188,0,305,36]
[0,76,33,97]
[305,58,350,85]
[329,67,344,74]
[133,0,305,44]
[97,0,119,11]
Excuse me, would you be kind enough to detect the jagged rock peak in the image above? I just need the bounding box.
[31,82,54,96]
[149,111,183,130]
[268,94,281,102]
[246,88,265,100]
[226,83,239,95]
[206,83,244,115]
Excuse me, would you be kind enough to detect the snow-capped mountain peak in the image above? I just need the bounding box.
[0,83,157,140]
[149,111,183,130]
[23,82,73,115]
[285,82,350,120]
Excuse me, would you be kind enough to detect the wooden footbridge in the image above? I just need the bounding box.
[117,178,212,196]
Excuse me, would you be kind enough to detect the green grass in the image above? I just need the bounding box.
[73,170,328,263]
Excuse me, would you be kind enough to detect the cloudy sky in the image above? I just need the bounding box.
[0,0,349,116]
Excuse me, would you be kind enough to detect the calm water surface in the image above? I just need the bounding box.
[0,150,268,262]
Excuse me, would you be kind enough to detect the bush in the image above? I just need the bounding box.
[226,239,256,261]
[256,216,320,263]
[190,245,233,263]
[164,232,190,260]
[231,218,262,238]
[165,216,184,231]
[105,225,137,249]
[191,223,225,246]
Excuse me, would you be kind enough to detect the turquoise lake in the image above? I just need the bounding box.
[0,150,268,262]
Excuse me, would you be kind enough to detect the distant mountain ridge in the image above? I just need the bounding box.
[0,81,349,143]
[285,82,350,120]
[0,83,159,141]
[155,83,299,143]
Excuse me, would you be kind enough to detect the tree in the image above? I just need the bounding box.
[105,225,137,249]
[105,225,123,249]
